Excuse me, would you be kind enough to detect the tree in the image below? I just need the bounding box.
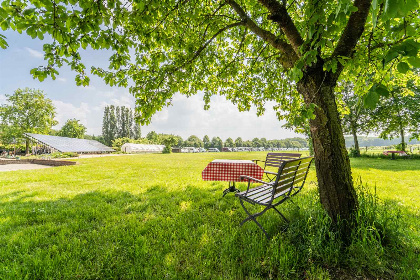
[291,140,302,151]
[162,135,178,153]
[203,135,210,149]
[186,135,203,147]
[369,85,420,151]
[211,137,223,151]
[225,137,235,148]
[3,0,420,225]
[339,83,372,156]
[102,105,140,145]
[146,131,159,143]
[58,119,87,139]
[0,88,57,154]
[102,105,117,146]
[235,137,243,148]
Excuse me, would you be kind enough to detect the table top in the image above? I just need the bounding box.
[211,159,254,164]
[202,159,264,182]
[383,150,407,154]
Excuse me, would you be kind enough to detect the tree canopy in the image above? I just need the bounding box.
[58,118,87,139]
[0,88,57,153]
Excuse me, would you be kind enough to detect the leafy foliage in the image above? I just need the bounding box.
[58,118,86,139]
[0,88,57,152]
[1,0,418,125]
[368,84,420,150]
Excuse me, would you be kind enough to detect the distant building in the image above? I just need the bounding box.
[121,143,165,153]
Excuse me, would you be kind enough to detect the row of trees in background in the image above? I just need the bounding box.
[102,105,141,146]
[140,132,307,150]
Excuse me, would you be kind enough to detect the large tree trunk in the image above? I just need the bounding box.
[350,120,361,157]
[297,65,358,225]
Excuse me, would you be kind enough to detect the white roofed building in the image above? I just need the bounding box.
[121,143,165,154]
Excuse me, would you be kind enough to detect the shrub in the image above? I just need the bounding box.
[49,152,78,158]
[348,147,360,157]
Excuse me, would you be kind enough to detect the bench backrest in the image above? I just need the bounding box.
[264,153,301,169]
[272,156,314,199]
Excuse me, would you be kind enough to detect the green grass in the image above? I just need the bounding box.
[0,152,419,279]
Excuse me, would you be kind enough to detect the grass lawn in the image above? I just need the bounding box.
[0,152,419,279]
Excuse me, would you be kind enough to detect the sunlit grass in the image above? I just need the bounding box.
[0,152,419,279]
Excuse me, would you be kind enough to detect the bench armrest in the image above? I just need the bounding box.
[239,175,268,185]
[240,175,272,196]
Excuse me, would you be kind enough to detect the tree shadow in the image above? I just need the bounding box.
[0,183,418,279]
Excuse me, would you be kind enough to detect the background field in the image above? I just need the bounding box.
[0,152,419,279]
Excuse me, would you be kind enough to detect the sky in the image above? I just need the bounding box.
[0,30,302,141]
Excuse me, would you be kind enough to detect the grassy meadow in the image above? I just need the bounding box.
[0,152,419,279]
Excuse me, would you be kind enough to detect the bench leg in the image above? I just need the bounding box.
[239,199,269,239]
[272,206,289,223]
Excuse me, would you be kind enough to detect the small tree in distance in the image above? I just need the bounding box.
[58,119,87,139]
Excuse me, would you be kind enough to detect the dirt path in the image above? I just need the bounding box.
[0,164,53,172]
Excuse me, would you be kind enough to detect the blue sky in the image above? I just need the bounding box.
[0,30,301,140]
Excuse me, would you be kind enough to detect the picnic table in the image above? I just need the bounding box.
[383,150,407,160]
[202,159,264,196]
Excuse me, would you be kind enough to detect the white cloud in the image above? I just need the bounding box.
[143,94,301,140]
[25,47,43,58]
[57,78,67,82]
[53,100,91,129]
[0,94,6,104]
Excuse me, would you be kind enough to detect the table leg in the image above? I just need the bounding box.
[222,182,240,197]
[391,153,395,160]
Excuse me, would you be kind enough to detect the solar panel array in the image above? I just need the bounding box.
[25,133,114,153]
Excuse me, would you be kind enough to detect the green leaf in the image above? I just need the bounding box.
[375,84,389,97]
[397,62,409,73]
[364,86,380,109]
[407,57,420,68]
[1,20,9,31]
[384,0,399,19]
[0,35,8,49]
[383,51,399,65]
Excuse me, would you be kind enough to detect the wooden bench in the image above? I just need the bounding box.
[236,156,314,238]
[253,152,301,181]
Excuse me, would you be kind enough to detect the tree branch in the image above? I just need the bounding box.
[226,0,297,68]
[188,21,245,65]
[332,0,372,59]
[258,0,304,56]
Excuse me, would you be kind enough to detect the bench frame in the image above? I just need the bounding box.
[236,156,314,238]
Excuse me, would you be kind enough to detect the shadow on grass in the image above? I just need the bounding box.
[0,184,419,279]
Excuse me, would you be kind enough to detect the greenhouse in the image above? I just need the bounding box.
[121,143,165,153]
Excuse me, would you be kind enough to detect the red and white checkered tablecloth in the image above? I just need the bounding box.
[202,159,264,182]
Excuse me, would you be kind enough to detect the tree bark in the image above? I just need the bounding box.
[400,126,406,152]
[350,119,360,156]
[25,138,30,155]
[297,64,358,224]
